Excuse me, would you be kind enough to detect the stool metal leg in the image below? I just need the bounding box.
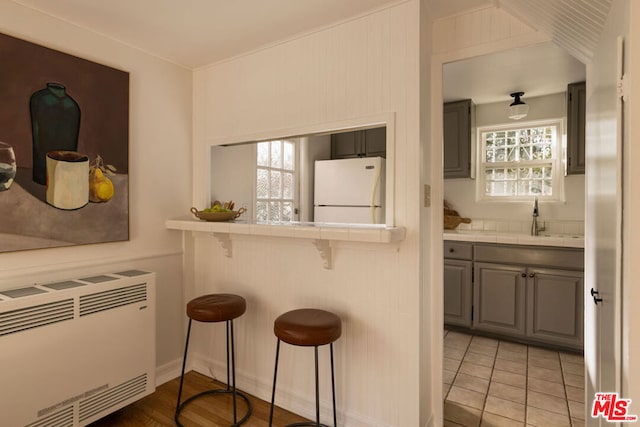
[175,319,192,425]
[273,342,336,427]
[269,339,281,427]
[226,320,231,391]
[230,320,238,424]
[175,317,252,427]
[314,346,320,426]
[330,343,337,427]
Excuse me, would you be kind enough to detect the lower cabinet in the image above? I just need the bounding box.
[473,262,526,336]
[444,242,584,350]
[526,268,584,348]
[444,259,472,327]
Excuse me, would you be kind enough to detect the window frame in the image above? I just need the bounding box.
[475,118,566,203]
[253,139,299,222]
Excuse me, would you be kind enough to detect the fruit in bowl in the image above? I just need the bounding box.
[203,204,230,213]
[191,200,245,222]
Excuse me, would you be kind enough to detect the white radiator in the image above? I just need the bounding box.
[0,270,156,427]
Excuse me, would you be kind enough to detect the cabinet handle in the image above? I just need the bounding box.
[529,273,535,278]
[449,248,455,253]
[521,273,526,278]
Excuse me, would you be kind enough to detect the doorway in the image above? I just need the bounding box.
[440,42,587,425]
[427,2,630,427]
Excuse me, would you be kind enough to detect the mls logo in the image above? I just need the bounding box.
[592,393,638,422]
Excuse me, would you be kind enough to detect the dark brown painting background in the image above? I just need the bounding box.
[0,32,129,173]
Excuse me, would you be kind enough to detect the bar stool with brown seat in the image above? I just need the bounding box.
[175,293,252,427]
[268,308,342,427]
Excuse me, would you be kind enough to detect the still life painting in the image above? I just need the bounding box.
[0,32,129,252]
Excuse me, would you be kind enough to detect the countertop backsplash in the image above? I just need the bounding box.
[454,218,585,236]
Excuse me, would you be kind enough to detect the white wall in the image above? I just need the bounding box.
[444,92,586,224]
[191,2,422,425]
[211,144,255,218]
[0,2,192,381]
[300,135,331,222]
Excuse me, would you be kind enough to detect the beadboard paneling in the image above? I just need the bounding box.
[432,6,550,59]
[191,2,422,426]
[498,0,613,63]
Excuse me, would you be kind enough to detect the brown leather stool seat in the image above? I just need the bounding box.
[274,308,342,346]
[187,293,246,323]
[176,293,251,426]
[269,309,342,427]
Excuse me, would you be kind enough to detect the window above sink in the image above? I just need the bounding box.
[476,119,565,202]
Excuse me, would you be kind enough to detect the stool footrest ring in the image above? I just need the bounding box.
[175,388,252,427]
[284,423,332,427]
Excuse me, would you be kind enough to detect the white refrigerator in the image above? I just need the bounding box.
[313,157,385,224]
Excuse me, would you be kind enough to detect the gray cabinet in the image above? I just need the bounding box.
[331,127,386,159]
[443,241,584,350]
[473,262,527,336]
[444,242,473,327]
[443,99,472,179]
[473,262,584,349]
[527,268,584,348]
[567,82,586,175]
[444,259,472,327]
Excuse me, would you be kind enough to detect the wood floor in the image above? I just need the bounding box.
[89,371,310,427]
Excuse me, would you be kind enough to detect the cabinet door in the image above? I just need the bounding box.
[331,131,361,159]
[363,127,386,158]
[474,262,526,337]
[443,99,471,179]
[527,268,584,349]
[444,259,472,327]
[567,82,586,174]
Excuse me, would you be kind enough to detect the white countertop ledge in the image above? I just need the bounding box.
[165,217,406,244]
[443,230,584,248]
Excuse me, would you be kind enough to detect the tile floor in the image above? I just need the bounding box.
[443,329,585,427]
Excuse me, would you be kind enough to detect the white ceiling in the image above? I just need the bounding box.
[443,42,586,105]
[10,0,589,100]
[11,0,400,68]
[11,0,490,69]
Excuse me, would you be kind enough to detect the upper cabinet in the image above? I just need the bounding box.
[567,82,586,175]
[443,99,473,179]
[331,127,386,159]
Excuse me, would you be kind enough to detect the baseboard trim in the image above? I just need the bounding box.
[155,358,183,387]
[190,352,395,427]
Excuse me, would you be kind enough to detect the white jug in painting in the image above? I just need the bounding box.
[46,150,89,210]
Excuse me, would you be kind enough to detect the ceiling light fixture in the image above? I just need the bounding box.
[508,92,529,120]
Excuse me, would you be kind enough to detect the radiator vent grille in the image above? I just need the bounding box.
[79,284,147,317]
[79,374,148,422]
[26,406,74,427]
[0,299,74,337]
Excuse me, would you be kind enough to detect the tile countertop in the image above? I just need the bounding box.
[443,229,584,248]
[166,216,406,243]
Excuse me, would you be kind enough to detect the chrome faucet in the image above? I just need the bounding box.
[531,197,546,236]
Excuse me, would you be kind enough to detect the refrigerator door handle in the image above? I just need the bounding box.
[370,164,382,223]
